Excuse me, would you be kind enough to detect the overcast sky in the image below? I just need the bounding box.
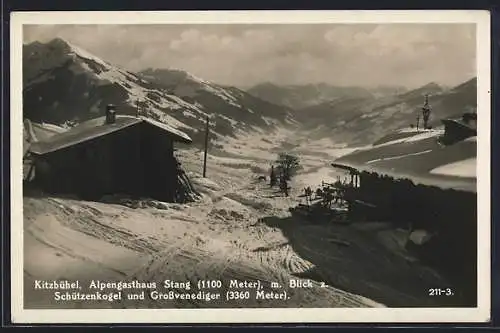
[24,24,476,89]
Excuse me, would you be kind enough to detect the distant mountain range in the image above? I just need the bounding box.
[297,78,476,145]
[22,38,476,148]
[23,38,295,146]
[247,82,408,110]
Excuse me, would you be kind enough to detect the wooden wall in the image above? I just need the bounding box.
[353,170,477,305]
[33,123,181,202]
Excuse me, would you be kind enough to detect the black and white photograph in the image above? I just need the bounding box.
[11,10,490,323]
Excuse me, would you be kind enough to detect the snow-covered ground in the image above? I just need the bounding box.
[430,158,476,178]
[366,150,433,165]
[23,127,456,309]
[373,129,444,148]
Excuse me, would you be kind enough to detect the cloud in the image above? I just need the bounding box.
[23,24,476,88]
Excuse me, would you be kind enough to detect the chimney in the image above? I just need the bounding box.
[105,104,116,124]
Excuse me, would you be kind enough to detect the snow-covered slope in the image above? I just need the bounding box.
[299,79,476,146]
[247,82,377,110]
[23,38,295,146]
[139,68,296,134]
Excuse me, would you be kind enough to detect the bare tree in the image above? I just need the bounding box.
[275,153,302,181]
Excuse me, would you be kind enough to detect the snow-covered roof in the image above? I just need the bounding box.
[30,115,192,155]
[332,129,477,193]
[331,159,476,193]
[139,116,192,143]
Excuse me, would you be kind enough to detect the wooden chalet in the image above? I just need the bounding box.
[28,105,197,202]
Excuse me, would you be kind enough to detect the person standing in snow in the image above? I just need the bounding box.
[280,177,289,197]
[270,165,277,187]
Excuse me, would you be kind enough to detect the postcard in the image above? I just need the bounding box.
[10,9,491,324]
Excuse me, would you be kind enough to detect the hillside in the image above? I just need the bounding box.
[139,69,295,136]
[23,38,295,147]
[247,82,406,110]
[246,82,373,110]
[300,79,476,146]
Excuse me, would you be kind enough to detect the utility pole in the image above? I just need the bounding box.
[203,115,209,178]
[422,94,431,130]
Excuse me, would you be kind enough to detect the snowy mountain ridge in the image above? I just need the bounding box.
[23,38,476,149]
[23,38,295,146]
